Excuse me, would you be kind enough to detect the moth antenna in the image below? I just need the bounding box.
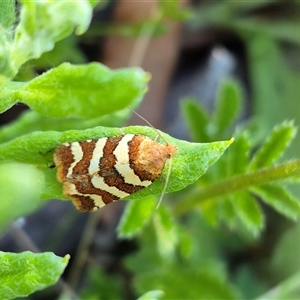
[128,107,168,144]
[156,154,173,209]
[127,107,176,208]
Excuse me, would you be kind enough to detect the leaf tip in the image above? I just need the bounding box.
[144,71,152,82]
[228,137,235,145]
[63,254,71,264]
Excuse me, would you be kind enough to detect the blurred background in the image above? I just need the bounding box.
[2,0,300,299]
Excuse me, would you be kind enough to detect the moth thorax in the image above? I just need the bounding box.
[135,137,177,178]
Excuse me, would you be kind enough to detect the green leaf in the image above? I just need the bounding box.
[0,31,15,81]
[118,196,157,238]
[212,78,242,137]
[138,290,164,300]
[153,204,178,261]
[201,198,219,226]
[158,0,192,20]
[227,133,250,175]
[0,0,15,28]
[32,36,88,68]
[0,109,131,144]
[10,0,93,71]
[0,162,45,228]
[79,266,122,299]
[135,266,239,300]
[125,225,162,275]
[177,226,193,258]
[246,35,286,135]
[0,85,18,113]
[87,0,100,7]
[249,121,297,170]
[233,191,264,236]
[270,224,300,283]
[217,196,237,228]
[0,126,233,205]
[181,97,210,142]
[236,19,300,47]
[12,62,149,118]
[251,184,300,220]
[0,251,69,299]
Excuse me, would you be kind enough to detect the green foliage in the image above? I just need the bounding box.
[0,0,15,28]
[233,191,264,235]
[177,81,300,237]
[0,125,232,211]
[79,266,123,299]
[134,266,239,299]
[191,0,300,155]
[251,184,300,221]
[271,224,300,281]
[124,216,240,299]
[152,205,178,261]
[158,0,192,20]
[181,98,209,142]
[120,75,300,298]
[0,251,69,299]
[106,2,300,300]
[117,134,232,240]
[0,109,131,143]
[118,196,157,238]
[2,63,148,116]
[88,20,168,39]
[0,1,233,298]
[0,162,45,229]
[1,1,300,299]
[182,79,242,142]
[137,290,164,300]
[85,0,192,39]
[256,270,300,300]
[249,122,296,170]
[0,0,96,81]
[212,79,242,138]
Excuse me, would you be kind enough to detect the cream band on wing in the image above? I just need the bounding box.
[67,142,83,178]
[88,138,107,174]
[64,181,106,208]
[91,175,130,198]
[113,134,152,187]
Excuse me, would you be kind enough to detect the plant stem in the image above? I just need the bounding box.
[128,6,161,67]
[173,159,300,215]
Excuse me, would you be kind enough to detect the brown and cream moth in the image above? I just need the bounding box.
[54,134,177,212]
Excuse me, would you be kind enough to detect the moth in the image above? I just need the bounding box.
[54,134,177,212]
